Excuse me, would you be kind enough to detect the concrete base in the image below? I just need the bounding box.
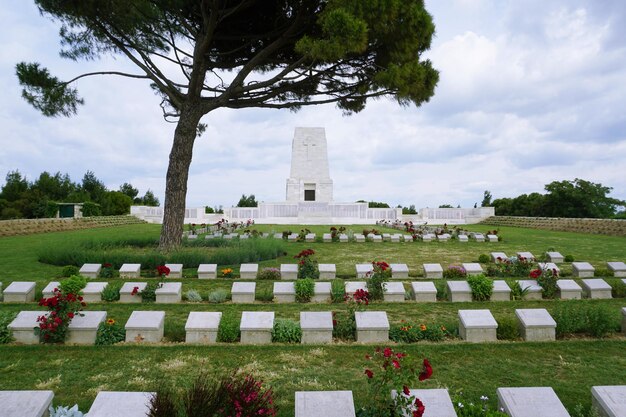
[312,282,331,302]
[12,329,40,345]
[591,385,626,417]
[423,264,443,279]
[491,281,511,301]
[319,264,336,279]
[82,282,108,303]
[302,329,333,344]
[383,293,405,302]
[412,282,437,302]
[557,279,582,300]
[356,329,388,343]
[449,291,472,302]
[197,264,217,279]
[3,282,36,303]
[87,391,154,417]
[185,312,221,344]
[581,279,613,299]
[0,390,54,417]
[186,330,218,344]
[232,293,255,303]
[241,330,272,344]
[355,311,389,343]
[274,293,296,303]
[66,311,107,345]
[516,309,556,342]
[125,311,165,343]
[497,387,569,417]
[295,391,356,417]
[460,327,497,342]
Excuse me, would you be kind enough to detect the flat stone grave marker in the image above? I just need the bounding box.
[273,233,283,239]
[517,251,535,261]
[412,281,437,302]
[288,233,298,241]
[438,233,450,241]
[459,309,497,342]
[492,280,511,301]
[515,308,556,341]
[300,311,333,344]
[82,282,108,303]
[372,234,383,243]
[491,252,508,263]
[339,233,349,242]
[382,233,391,241]
[262,233,269,238]
[391,388,456,417]
[240,263,259,279]
[185,312,221,344]
[462,263,483,276]
[8,311,47,344]
[556,279,582,300]
[67,310,107,345]
[591,385,626,417]
[312,282,331,302]
[281,264,298,280]
[87,391,154,417]
[390,234,401,243]
[487,234,498,242]
[345,281,367,295]
[119,263,141,278]
[608,261,626,277]
[319,263,336,279]
[198,264,217,279]
[42,281,60,298]
[187,234,198,240]
[274,282,295,303]
[232,282,256,303]
[423,263,443,279]
[473,233,485,242]
[538,262,560,275]
[125,311,165,343]
[205,235,214,240]
[0,390,54,417]
[546,252,564,263]
[355,234,366,242]
[422,233,433,242]
[447,281,472,302]
[581,278,612,299]
[295,391,356,417]
[356,264,373,278]
[323,233,332,242]
[572,262,595,278]
[517,280,542,300]
[240,234,249,240]
[403,234,414,242]
[354,311,389,343]
[155,282,182,303]
[224,233,233,240]
[119,282,147,303]
[390,263,409,279]
[305,233,316,242]
[79,263,101,278]
[3,281,36,302]
[497,387,569,417]
[383,282,405,302]
[240,311,274,344]
[165,263,183,278]
[458,234,469,242]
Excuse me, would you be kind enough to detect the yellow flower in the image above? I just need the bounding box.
[106,319,116,325]
[420,324,427,331]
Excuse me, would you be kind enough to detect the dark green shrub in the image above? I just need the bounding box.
[330,279,345,303]
[255,287,273,302]
[61,265,80,277]
[295,278,315,303]
[564,254,575,263]
[478,254,490,264]
[296,249,319,279]
[140,281,161,303]
[587,304,616,338]
[496,317,519,340]
[467,274,493,301]
[443,265,467,279]
[509,281,529,301]
[0,311,17,344]
[553,301,619,338]
[332,311,355,341]
[101,281,123,302]
[611,280,626,298]
[257,267,281,280]
[594,268,611,277]
[536,269,558,299]
[95,318,125,345]
[59,275,87,295]
[366,261,391,301]
[217,315,240,342]
[271,319,302,343]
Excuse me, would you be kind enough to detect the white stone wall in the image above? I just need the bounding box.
[286,127,333,202]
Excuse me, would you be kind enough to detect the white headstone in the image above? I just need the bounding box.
[459,309,498,342]
[556,279,582,300]
[82,282,108,303]
[345,281,367,294]
[295,391,356,417]
[240,311,274,344]
[281,264,298,280]
[119,263,141,278]
[517,280,542,300]
[87,391,154,417]
[462,263,483,276]
[312,282,332,302]
[608,261,626,277]
[354,311,389,343]
[356,264,373,278]
[232,282,256,303]
[591,385,626,417]
[185,312,222,344]
[164,263,183,278]
[390,263,409,279]
[0,390,54,417]
[273,282,296,303]
[240,263,259,279]
[119,282,147,303]
[517,252,535,261]
[319,263,336,279]
[391,388,456,417]
[300,311,333,344]
[383,281,405,302]
[447,280,472,302]
[497,387,569,417]
[581,278,612,299]
[67,310,107,345]
[286,127,333,202]
[197,264,217,279]
[546,252,564,263]
[515,309,556,341]
[411,281,437,302]
[491,252,508,263]
[3,281,36,302]
[42,281,60,298]
[423,263,443,279]
[8,311,47,344]
[155,282,182,303]
[79,263,102,278]
[572,262,595,278]
[125,311,165,343]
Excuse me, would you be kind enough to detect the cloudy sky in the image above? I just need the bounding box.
[1,0,625,209]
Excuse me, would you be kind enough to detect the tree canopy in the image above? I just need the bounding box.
[17,0,439,248]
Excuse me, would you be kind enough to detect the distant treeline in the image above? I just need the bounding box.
[0,170,159,220]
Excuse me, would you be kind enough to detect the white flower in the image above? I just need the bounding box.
[458,403,464,408]
[480,395,489,401]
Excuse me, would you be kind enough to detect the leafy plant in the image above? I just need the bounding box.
[61,265,80,277]
[496,317,519,340]
[295,248,319,279]
[95,318,125,345]
[478,254,490,264]
[272,319,302,343]
[564,254,575,263]
[366,261,391,301]
[535,267,558,299]
[59,275,87,295]
[509,281,529,301]
[101,281,122,302]
[257,267,281,280]
[0,311,17,344]
[295,278,315,303]
[36,288,85,343]
[140,281,162,303]
[390,321,449,343]
[217,315,240,343]
[332,311,356,341]
[453,394,508,416]
[467,274,493,301]
[611,280,626,298]
[185,289,203,302]
[208,289,228,304]
[330,279,345,303]
[553,301,619,338]
[48,404,84,417]
[443,265,467,279]
[255,287,274,302]
[99,263,115,278]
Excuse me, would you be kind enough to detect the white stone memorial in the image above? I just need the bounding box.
[318,264,336,279]
[423,263,443,279]
[165,263,183,278]
[323,233,332,242]
[383,282,405,302]
[459,309,498,342]
[492,280,511,301]
[546,252,564,263]
[300,311,333,344]
[382,233,391,241]
[517,251,535,261]
[473,233,485,242]
[232,282,256,303]
[79,263,101,278]
[572,262,595,278]
[305,233,316,242]
[438,233,451,241]
[491,252,508,263]
[345,281,367,295]
[517,280,542,300]
[422,233,433,242]
[515,309,556,341]
[412,281,437,302]
[391,234,401,243]
[286,127,333,203]
[447,281,472,302]
[197,264,217,279]
[119,263,141,278]
[3,281,36,302]
[87,391,154,417]
[356,264,373,278]
[42,281,60,298]
[280,264,298,280]
[390,263,409,279]
[354,311,389,343]
[273,282,296,303]
[295,391,356,417]
[391,388,456,417]
[556,279,582,300]
[125,311,165,343]
[119,282,147,303]
[591,385,626,417]
[82,282,108,303]
[355,234,366,242]
[312,282,331,302]
[372,234,383,243]
[185,312,222,344]
[240,263,259,279]
[462,263,483,276]
[497,387,569,417]
[0,390,54,417]
[458,234,469,242]
[273,233,283,239]
[187,234,198,240]
[487,234,498,242]
[538,262,560,275]
[8,311,46,344]
[155,282,182,303]
[581,279,612,299]
[608,261,626,277]
[67,311,107,345]
[339,233,349,242]
[240,311,274,344]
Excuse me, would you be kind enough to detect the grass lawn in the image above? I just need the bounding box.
[0,222,625,414]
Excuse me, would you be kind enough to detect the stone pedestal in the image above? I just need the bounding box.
[491,252,508,263]
[412,282,437,302]
[422,234,433,242]
[240,263,259,279]
[185,312,221,344]
[423,264,443,279]
[473,233,485,242]
[119,263,141,278]
[459,309,497,342]
[319,264,336,279]
[438,233,451,241]
[125,311,165,343]
[497,387,569,417]
[355,311,389,343]
[197,264,217,279]
[487,234,498,242]
[312,282,331,302]
[391,389,456,417]
[517,280,542,300]
[462,263,483,276]
[581,279,613,299]
[82,282,108,303]
[538,262,560,275]
[165,263,183,278]
[390,264,409,279]
[323,233,332,242]
[305,233,316,242]
[288,233,298,242]
[572,262,595,278]
[155,282,182,303]
[42,281,60,298]
[372,235,382,243]
[355,234,365,242]
[492,280,511,301]
[383,282,405,302]
[458,235,468,242]
[556,279,582,299]
[608,262,626,277]
[517,252,535,261]
[391,234,401,243]
[67,311,107,345]
[8,311,46,344]
[300,311,333,344]
[546,252,564,263]
[79,263,101,278]
[273,282,296,303]
[232,282,256,303]
[516,309,556,341]
[0,390,54,417]
[295,391,355,417]
[591,385,626,417]
[339,234,349,242]
[240,311,274,344]
[280,264,298,280]
[119,282,147,303]
[345,281,367,295]
[447,281,472,302]
[3,281,36,303]
[87,391,154,417]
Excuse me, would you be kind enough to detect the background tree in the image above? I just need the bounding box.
[119,182,139,200]
[137,190,160,206]
[481,190,492,207]
[402,204,417,214]
[17,0,439,249]
[237,194,258,208]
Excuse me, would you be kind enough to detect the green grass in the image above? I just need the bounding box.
[0,223,625,414]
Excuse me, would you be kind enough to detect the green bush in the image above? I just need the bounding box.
[217,315,240,342]
[101,281,123,302]
[564,254,575,262]
[271,319,302,343]
[586,304,616,338]
[185,289,203,302]
[255,287,274,302]
[467,274,493,301]
[332,311,355,341]
[295,278,315,303]
[59,275,87,295]
[443,265,467,279]
[0,311,17,344]
[553,301,619,338]
[366,262,391,301]
[478,254,490,264]
[61,265,80,277]
[208,289,228,304]
[611,280,626,298]
[496,317,519,340]
[594,268,611,277]
[509,281,529,301]
[257,267,281,280]
[389,321,449,343]
[140,281,161,303]
[536,269,558,299]
[330,279,345,303]
[95,319,125,345]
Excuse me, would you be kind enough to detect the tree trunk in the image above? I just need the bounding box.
[159,105,204,251]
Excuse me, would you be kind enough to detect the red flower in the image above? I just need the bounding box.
[403,386,411,396]
[103,263,112,268]
[365,354,371,360]
[396,352,406,359]
[419,359,433,381]
[67,312,74,319]
[529,269,542,279]
[392,360,400,369]
[131,286,139,296]
[413,398,425,417]
[383,347,393,358]
[365,369,374,379]
[157,265,171,276]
